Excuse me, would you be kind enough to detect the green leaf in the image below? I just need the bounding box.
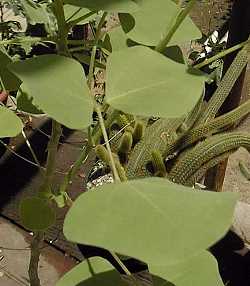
[150,251,224,286]
[10,55,93,129]
[56,257,127,286]
[73,53,106,69]
[119,0,201,47]
[17,89,44,115]
[0,106,23,137]
[0,49,21,91]
[106,46,204,118]
[64,5,96,24]
[64,177,237,265]
[64,0,139,12]
[108,26,130,52]
[19,197,56,231]
[21,0,51,25]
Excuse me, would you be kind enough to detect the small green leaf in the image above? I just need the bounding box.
[150,251,224,286]
[64,177,237,265]
[64,0,139,12]
[106,46,204,118]
[119,0,201,47]
[10,55,93,129]
[64,5,96,24]
[19,197,56,231]
[56,257,127,286]
[0,49,21,91]
[0,106,23,138]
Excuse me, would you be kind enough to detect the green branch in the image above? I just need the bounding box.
[88,11,107,86]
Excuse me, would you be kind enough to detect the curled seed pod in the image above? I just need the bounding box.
[132,120,145,144]
[95,145,110,164]
[151,149,166,177]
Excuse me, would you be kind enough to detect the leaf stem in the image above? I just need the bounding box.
[110,252,140,286]
[39,120,62,196]
[21,129,42,172]
[28,232,44,286]
[193,39,250,69]
[155,0,197,53]
[87,11,107,86]
[95,105,120,182]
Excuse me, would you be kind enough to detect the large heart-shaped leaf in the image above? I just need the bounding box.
[0,106,23,137]
[119,0,201,47]
[64,178,237,265]
[106,46,204,118]
[150,251,224,286]
[19,197,56,231]
[10,55,93,129]
[56,257,127,286]
[64,0,139,13]
[0,49,21,91]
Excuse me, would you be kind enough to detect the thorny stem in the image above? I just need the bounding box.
[155,0,197,53]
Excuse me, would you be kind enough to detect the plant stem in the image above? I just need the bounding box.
[87,11,107,86]
[96,105,120,182]
[21,130,42,171]
[54,0,70,56]
[28,232,43,286]
[28,1,68,284]
[39,120,62,195]
[194,39,250,69]
[59,143,90,194]
[110,252,140,286]
[155,0,197,53]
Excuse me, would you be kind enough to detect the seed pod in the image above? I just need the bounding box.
[95,145,110,164]
[151,149,166,177]
[132,120,145,144]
